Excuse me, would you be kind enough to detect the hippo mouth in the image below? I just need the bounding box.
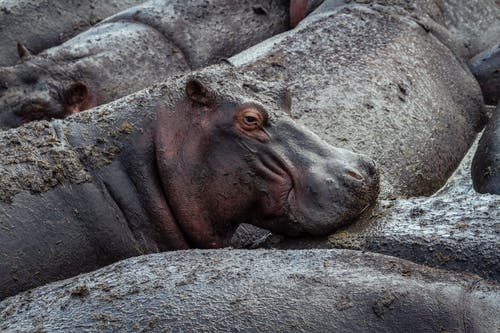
[248,140,380,237]
[286,162,380,236]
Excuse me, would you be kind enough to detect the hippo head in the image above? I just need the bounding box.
[153,66,379,247]
[0,44,94,129]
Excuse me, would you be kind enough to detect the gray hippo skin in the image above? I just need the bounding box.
[292,0,500,59]
[472,105,500,194]
[0,0,289,128]
[0,0,146,67]
[1,249,498,332]
[230,3,484,198]
[229,1,497,280]
[264,138,500,282]
[470,42,500,106]
[0,65,379,300]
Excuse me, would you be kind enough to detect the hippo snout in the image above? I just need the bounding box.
[286,149,380,236]
[342,157,378,187]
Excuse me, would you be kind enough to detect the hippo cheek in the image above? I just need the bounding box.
[285,157,380,236]
[251,152,294,217]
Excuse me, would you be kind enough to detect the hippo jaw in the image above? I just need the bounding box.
[249,120,380,237]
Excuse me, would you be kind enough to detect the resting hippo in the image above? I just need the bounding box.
[470,42,500,106]
[0,65,379,300]
[1,249,498,332]
[253,137,499,282]
[472,104,500,194]
[0,0,145,67]
[230,2,484,198]
[0,0,289,129]
[290,0,500,59]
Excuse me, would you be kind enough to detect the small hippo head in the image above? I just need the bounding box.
[0,44,95,129]
[154,66,379,247]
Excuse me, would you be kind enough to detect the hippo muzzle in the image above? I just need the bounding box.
[251,119,379,236]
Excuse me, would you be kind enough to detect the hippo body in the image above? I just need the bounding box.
[0,0,146,67]
[0,0,289,129]
[0,65,379,300]
[230,2,484,198]
[292,0,500,59]
[472,105,500,194]
[470,42,500,106]
[1,249,498,332]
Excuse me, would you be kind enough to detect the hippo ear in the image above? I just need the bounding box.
[16,42,32,60]
[186,79,215,106]
[64,81,89,113]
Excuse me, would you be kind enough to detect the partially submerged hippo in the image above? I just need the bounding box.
[0,0,146,67]
[472,104,500,195]
[230,1,484,198]
[1,249,498,332]
[0,0,289,128]
[0,65,379,300]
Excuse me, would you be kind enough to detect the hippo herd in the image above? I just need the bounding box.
[0,0,499,331]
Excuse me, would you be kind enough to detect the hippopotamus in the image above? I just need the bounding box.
[289,0,500,59]
[0,0,290,129]
[230,1,484,198]
[259,137,499,281]
[0,64,379,300]
[1,249,498,332]
[472,104,500,195]
[0,0,146,67]
[470,42,500,106]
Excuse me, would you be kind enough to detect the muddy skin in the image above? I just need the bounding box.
[0,0,289,129]
[229,2,495,280]
[234,136,500,282]
[0,0,146,67]
[292,0,500,59]
[472,104,500,194]
[1,249,498,332]
[0,64,379,300]
[230,3,483,198]
[470,42,500,106]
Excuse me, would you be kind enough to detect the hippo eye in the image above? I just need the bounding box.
[237,107,265,131]
[244,115,259,126]
[234,105,270,142]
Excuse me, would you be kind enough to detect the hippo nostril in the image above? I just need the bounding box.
[346,170,364,181]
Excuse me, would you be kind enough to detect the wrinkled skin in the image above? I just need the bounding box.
[472,104,500,194]
[470,42,500,106]
[1,249,498,332]
[0,65,379,299]
[0,0,290,129]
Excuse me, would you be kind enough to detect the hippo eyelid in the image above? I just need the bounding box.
[239,102,270,127]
